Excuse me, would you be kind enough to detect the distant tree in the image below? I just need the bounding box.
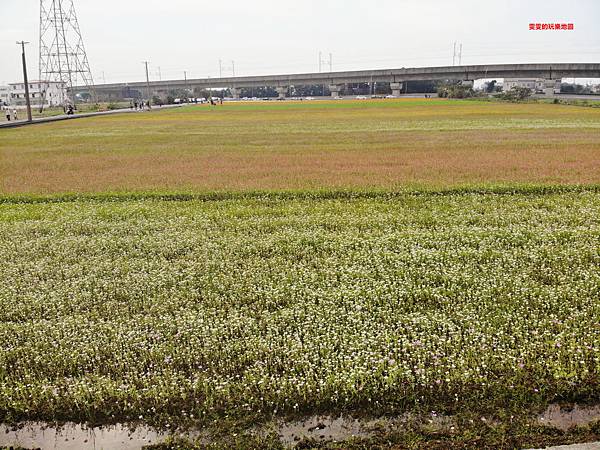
[289,84,332,96]
[168,89,192,100]
[575,84,592,94]
[561,83,575,94]
[485,80,498,93]
[240,86,277,98]
[193,87,211,99]
[560,83,593,95]
[437,83,475,99]
[498,86,532,102]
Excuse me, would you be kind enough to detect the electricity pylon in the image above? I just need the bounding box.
[39,0,95,106]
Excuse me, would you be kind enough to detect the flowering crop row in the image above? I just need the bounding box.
[0,192,598,426]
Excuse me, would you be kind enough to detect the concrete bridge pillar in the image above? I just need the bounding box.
[461,80,474,88]
[276,86,288,98]
[390,82,403,96]
[329,84,343,97]
[544,79,560,97]
[230,87,240,99]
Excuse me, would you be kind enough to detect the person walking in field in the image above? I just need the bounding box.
[3,106,10,122]
[12,109,18,121]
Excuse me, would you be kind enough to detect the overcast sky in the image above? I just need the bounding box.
[1,0,599,85]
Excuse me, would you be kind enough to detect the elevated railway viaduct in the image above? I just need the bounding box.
[74,63,600,100]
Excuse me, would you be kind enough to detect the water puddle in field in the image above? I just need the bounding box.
[275,412,452,444]
[2,405,598,449]
[0,414,436,449]
[538,404,600,431]
[276,415,372,443]
[0,422,202,450]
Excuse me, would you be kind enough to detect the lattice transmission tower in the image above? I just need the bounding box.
[39,0,95,105]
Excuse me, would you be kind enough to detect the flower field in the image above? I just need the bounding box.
[2,99,600,194]
[0,190,599,436]
[2,99,600,446]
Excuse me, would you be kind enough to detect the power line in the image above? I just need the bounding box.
[85,46,600,84]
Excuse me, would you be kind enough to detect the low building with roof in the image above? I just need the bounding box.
[8,80,67,107]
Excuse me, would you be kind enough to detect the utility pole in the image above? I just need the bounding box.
[17,41,33,122]
[219,59,223,78]
[319,51,322,72]
[157,67,162,81]
[102,71,106,84]
[458,44,463,66]
[231,60,235,77]
[184,70,188,92]
[143,61,151,101]
[329,53,333,72]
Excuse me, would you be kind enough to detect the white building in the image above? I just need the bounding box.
[8,80,67,108]
[0,85,10,106]
[503,78,561,94]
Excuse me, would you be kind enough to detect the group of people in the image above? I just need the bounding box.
[130,100,152,111]
[127,97,225,109]
[2,104,76,122]
[2,105,18,121]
